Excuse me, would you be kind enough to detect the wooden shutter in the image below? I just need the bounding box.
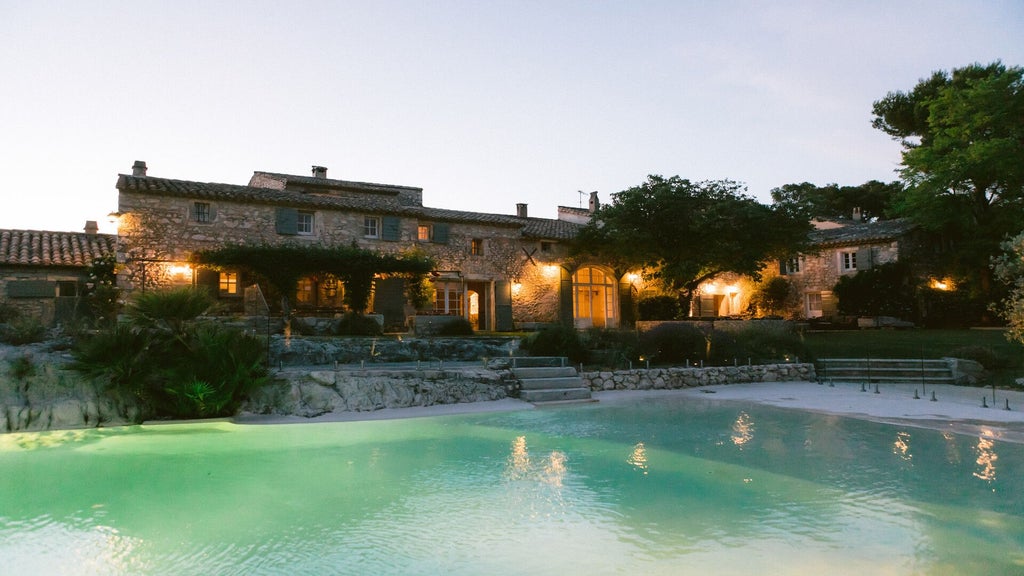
[495,280,513,331]
[432,223,449,244]
[559,267,574,326]
[855,247,872,270]
[381,216,401,241]
[275,208,298,235]
[7,280,56,298]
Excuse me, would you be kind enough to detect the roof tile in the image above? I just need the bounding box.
[0,229,116,268]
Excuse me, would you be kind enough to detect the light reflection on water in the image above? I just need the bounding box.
[1,396,1023,575]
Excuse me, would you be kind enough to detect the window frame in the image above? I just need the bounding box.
[471,238,483,256]
[841,251,857,271]
[364,216,381,238]
[219,271,239,296]
[193,201,212,224]
[417,224,432,242]
[296,211,314,235]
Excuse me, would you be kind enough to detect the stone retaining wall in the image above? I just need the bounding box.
[583,363,816,391]
[242,367,514,418]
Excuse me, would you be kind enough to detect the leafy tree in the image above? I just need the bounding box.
[749,276,793,317]
[84,254,121,328]
[872,61,1024,303]
[992,231,1024,345]
[573,175,811,312]
[770,180,901,222]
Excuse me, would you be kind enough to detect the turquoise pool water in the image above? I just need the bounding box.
[1,396,1022,575]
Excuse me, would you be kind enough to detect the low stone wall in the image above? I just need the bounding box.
[271,335,521,367]
[243,367,514,418]
[583,363,816,391]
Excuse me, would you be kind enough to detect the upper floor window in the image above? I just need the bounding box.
[841,251,857,271]
[471,238,484,256]
[297,211,314,235]
[193,202,212,223]
[219,272,238,295]
[364,217,380,238]
[540,241,553,252]
[417,225,431,241]
[781,257,801,275]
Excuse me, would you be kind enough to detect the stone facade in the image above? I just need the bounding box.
[768,218,917,319]
[583,364,816,390]
[115,162,583,331]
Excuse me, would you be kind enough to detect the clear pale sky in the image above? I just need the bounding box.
[2,1,1022,234]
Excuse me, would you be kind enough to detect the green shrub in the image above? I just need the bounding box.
[127,286,213,335]
[638,322,706,365]
[437,317,475,336]
[582,328,639,367]
[730,320,809,363]
[69,288,270,421]
[637,295,682,320]
[521,324,587,363]
[335,312,384,336]
[0,316,47,345]
[707,329,745,364]
[947,345,1006,370]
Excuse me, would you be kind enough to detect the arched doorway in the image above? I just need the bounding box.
[573,266,617,328]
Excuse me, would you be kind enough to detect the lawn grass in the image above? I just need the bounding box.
[803,328,1024,388]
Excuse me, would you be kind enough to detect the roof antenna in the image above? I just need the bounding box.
[578,190,586,208]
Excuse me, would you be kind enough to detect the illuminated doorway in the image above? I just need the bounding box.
[573,266,617,328]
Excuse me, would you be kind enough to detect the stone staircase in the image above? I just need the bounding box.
[815,358,956,385]
[511,357,594,404]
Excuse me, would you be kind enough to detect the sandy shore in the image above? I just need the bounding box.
[236,380,1024,442]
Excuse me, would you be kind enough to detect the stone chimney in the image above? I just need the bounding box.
[312,165,328,179]
[132,160,148,177]
[516,203,528,218]
[852,207,862,222]
[84,220,98,235]
[588,191,600,213]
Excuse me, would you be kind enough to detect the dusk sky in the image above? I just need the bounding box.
[2,1,1022,234]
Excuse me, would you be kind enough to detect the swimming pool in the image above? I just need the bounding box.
[1,395,1022,575]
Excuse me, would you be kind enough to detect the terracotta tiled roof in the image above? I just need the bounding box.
[118,174,581,241]
[810,218,916,248]
[0,229,116,268]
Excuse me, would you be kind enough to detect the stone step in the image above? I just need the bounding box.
[816,358,955,385]
[512,366,580,380]
[518,376,586,391]
[820,368,953,378]
[519,387,594,403]
[818,358,949,369]
[510,356,570,368]
[822,376,957,384]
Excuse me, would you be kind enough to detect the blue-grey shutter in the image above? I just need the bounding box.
[381,216,401,241]
[779,259,787,275]
[7,280,56,298]
[276,208,298,235]
[856,247,872,270]
[559,267,574,326]
[432,223,449,244]
[495,280,514,331]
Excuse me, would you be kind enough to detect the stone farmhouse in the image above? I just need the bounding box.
[111,161,634,332]
[771,216,919,319]
[0,226,116,326]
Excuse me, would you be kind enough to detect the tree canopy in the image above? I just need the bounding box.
[190,243,435,316]
[770,180,901,222]
[572,175,811,308]
[872,61,1024,300]
[993,232,1024,345]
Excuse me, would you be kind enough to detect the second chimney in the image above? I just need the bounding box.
[132,160,148,177]
[84,220,99,235]
[516,203,528,218]
[312,165,328,179]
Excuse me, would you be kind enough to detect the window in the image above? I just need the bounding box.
[572,266,617,329]
[806,292,823,318]
[193,202,212,223]
[417,225,431,241]
[540,241,553,252]
[297,211,314,235]
[781,257,801,275]
[364,217,380,238]
[841,251,857,271]
[219,272,238,295]
[433,281,464,315]
[471,238,483,256]
[296,278,314,304]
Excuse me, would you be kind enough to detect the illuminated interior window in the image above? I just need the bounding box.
[219,272,238,295]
